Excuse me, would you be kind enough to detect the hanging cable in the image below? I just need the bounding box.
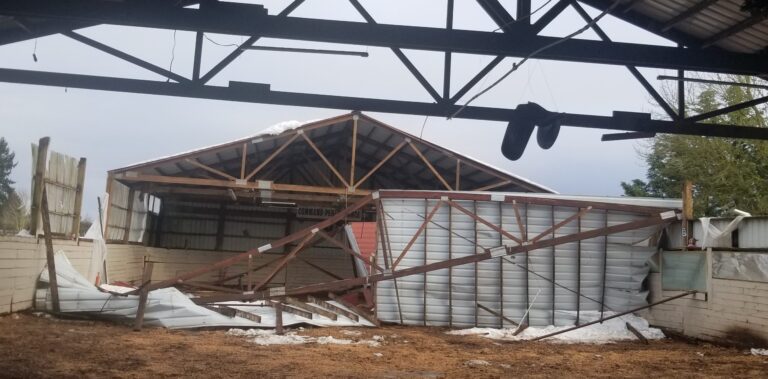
[418,115,430,139]
[451,0,622,119]
[32,38,38,62]
[491,0,555,32]
[166,30,177,82]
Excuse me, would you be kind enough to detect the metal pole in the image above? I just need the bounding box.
[531,291,697,341]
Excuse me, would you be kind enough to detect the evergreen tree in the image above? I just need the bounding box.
[622,75,768,217]
[0,137,16,206]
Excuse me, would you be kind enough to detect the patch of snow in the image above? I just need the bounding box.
[256,120,305,136]
[373,352,383,357]
[751,348,768,356]
[316,336,354,345]
[228,329,381,346]
[341,330,362,336]
[15,229,33,237]
[447,312,665,344]
[464,360,490,367]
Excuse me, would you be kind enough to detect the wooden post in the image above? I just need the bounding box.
[30,137,50,235]
[682,180,693,250]
[71,157,87,238]
[123,188,135,242]
[103,175,114,239]
[274,301,284,335]
[350,115,358,187]
[41,187,60,313]
[133,259,154,331]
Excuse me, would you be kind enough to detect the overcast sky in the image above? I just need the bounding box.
[0,0,679,219]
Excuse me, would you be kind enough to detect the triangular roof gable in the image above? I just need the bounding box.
[110,112,554,193]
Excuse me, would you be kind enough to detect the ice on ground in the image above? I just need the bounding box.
[341,330,362,336]
[464,360,490,367]
[447,312,665,344]
[751,348,768,356]
[228,329,381,346]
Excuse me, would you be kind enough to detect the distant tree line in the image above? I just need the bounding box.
[621,75,768,217]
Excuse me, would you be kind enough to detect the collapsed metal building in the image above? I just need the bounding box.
[95,113,681,328]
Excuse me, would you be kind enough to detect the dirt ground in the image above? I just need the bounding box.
[1,313,766,378]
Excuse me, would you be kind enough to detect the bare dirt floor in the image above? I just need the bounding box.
[1,313,767,379]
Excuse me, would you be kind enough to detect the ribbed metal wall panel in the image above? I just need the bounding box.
[376,198,662,328]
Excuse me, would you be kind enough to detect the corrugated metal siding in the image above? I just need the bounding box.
[633,0,768,53]
[666,217,768,249]
[376,198,662,328]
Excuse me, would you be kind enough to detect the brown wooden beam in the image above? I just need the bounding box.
[407,141,452,190]
[354,140,407,189]
[70,157,87,238]
[245,133,300,181]
[185,158,237,181]
[530,206,592,243]
[301,132,350,188]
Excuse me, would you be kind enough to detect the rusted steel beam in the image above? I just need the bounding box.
[445,199,523,244]
[267,300,313,319]
[625,322,649,344]
[328,292,379,326]
[191,211,674,303]
[141,193,375,292]
[299,257,344,281]
[477,302,518,326]
[511,201,527,241]
[317,229,384,273]
[307,295,360,321]
[392,200,443,269]
[378,191,677,215]
[181,281,242,294]
[285,297,338,320]
[213,259,275,285]
[253,233,317,291]
[530,206,592,243]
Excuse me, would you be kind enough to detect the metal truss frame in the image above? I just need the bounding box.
[0,0,766,142]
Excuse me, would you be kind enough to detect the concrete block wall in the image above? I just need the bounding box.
[643,272,768,344]
[0,236,94,314]
[105,243,146,284]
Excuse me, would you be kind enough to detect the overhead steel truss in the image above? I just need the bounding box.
[1,0,767,146]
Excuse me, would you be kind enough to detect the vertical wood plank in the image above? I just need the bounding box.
[71,157,87,238]
[41,187,60,313]
[133,259,154,331]
[30,136,50,235]
[123,188,136,242]
[350,115,358,186]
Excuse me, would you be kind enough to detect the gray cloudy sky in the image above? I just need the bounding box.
[0,0,678,219]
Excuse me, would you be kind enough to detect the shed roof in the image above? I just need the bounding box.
[110,112,555,194]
